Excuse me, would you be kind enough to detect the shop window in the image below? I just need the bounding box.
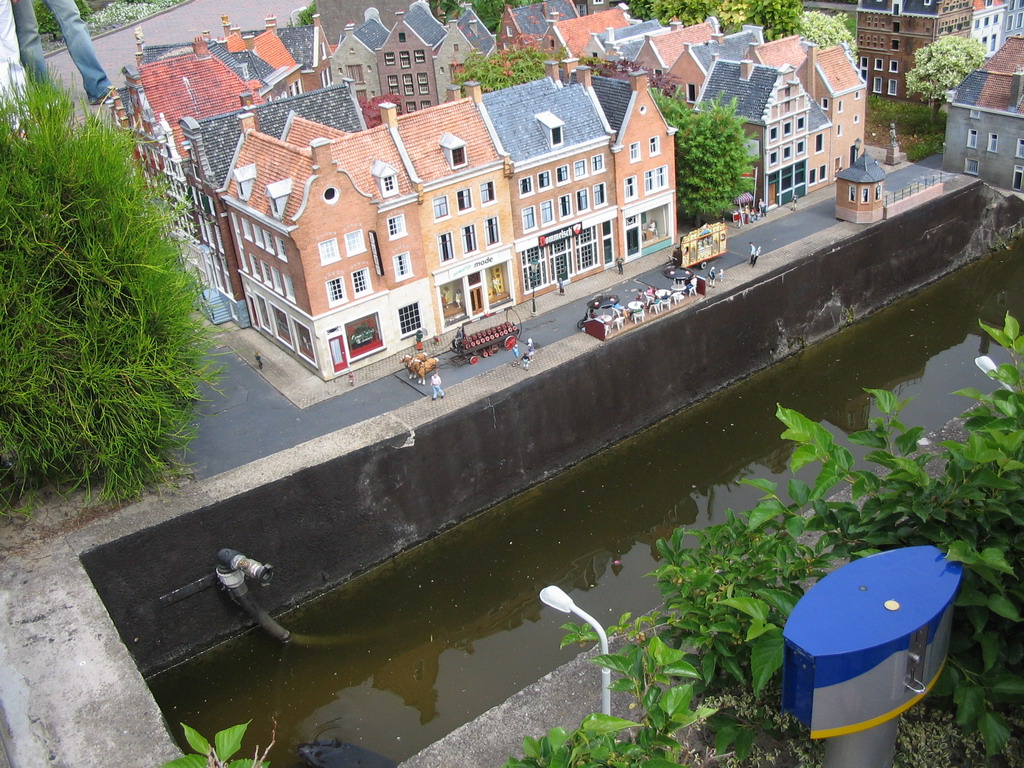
[345,314,383,358]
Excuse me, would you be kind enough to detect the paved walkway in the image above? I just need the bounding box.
[45,0,310,103]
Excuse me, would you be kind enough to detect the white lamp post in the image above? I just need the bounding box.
[539,585,611,716]
[975,355,1014,391]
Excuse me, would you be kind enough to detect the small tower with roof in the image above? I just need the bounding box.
[835,139,886,223]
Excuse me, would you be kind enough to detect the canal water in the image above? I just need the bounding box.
[149,241,1024,767]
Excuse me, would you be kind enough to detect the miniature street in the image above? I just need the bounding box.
[186,153,946,479]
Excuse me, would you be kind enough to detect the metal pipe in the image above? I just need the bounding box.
[216,549,291,643]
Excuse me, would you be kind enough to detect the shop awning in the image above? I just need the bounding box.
[734,192,754,206]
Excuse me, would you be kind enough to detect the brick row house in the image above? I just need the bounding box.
[856,0,972,99]
[332,1,494,112]
[497,0,578,50]
[943,35,1024,190]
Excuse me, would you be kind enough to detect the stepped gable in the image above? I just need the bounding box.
[190,84,365,187]
[482,78,607,162]
[700,59,779,120]
[815,44,863,93]
[404,0,447,48]
[554,7,631,56]
[396,99,500,182]
[354,16,391,50]
[510,0,578,37]
[458,7,496,55]
[591,74,631,132]
[645,21,717,68]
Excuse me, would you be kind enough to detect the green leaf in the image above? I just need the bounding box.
[214,722,249,761]
[746,505,780,531]
[945,540,978,565]
[662,660,701,679]
[954,683,986,727]
[784,514,806,539]
[869,388,899,415]
[661,684,695,718]
[742,477,777,495]
[578,713,639,735]
[979,632,1000,672]
[987,593,1022,622]
[720,596,769,623]
[547,727,569,751]
[181,724,210,756]
[750,631,784,695]
[978,710,1010,756]
[787,478,810,506]
[161,757,206,768]
[648,635,685,667]
[591,653,634,675]
[990,673,1024,698]
[522,736,541,759]
[979,547,1015,575]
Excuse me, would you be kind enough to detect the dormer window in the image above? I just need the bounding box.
[440,132,468,169]
[266,178,292,219]
[536,111,564,148]
[232,163,257,201]
[371,159,400,197]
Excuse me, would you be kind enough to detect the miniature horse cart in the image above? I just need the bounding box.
[451,309,523,365]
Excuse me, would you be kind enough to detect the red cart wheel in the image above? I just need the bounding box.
[470,355,479,364]
[504,335,517,350]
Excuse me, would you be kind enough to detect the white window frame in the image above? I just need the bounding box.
[573,159,587,179]
[387,213,407,239]
[522,205,537,230]
[624,175,637,200]
[344,230,366,256]
[629,142,641,162]
[965,158,980,174]
[393,251,413,280]
[318,237,341,265]
[520,177,534,197]
[352,267,372,297]
[434,195,450,219]
[649,136,660,156]
[968,129,978,148]
[591,154,605,173]
[988,133,999,152]
[326,276,346,306]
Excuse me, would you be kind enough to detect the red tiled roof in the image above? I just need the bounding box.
[976,71,1014,110]
[229,131,311,222]
[817,45,863,93]
[553,8,631,57]
[985,34,1024,73]
[139,51,264,153]
[253,29,298,71]
[328,124,413,198]
[757,35,805,69]
[395,99,500,184]
[225,33,247,53]
[284,116,350,145]
[648,22,715,68]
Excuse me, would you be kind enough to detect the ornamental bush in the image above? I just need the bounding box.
[0,82,215,512]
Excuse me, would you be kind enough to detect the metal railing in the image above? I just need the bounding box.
[885,173,949,206]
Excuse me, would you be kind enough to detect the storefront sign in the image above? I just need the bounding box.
[538,222,582,248]
[369,230,384,276]
[345,313,384,358]
[447,253,499,280]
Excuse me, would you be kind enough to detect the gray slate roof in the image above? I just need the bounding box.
[190,83,365,186]
[141,42,194,64]
[591,75,632,133]
[458,8,496,55]
[690,29,759,71]
[277,26,317,69]
[837,151,887,182]
[859,0,940,14]
[354,17,391,50]
[599,20,664,46]
[405,0,447,48]
[208,41,277,83]
[510,0,578,36]
[482,78,609,162]
[699,60,778,121]
[807,100,831,131]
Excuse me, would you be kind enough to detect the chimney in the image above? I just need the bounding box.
[192,35,210,59]
[544,59,560,81]
[446,84,462,102]
[629,69,649,92]
[221,13,231,38]
[309,137,333,170]
[265,14,278,30]
[344,22,355,38]
[606,26,615,44]
[576,64,592,89]
[395,10,405,18]
[805,43,818,98]
[448,18,459,33]
[134,26,145,57]
[1012,68,1024,107]
[379,101,399,127]
[562,57,578,79]
[243,34,256,50]
[239,91,255,108]
[464,80,483,103]
[740,58,754,80]
[238,111,257,134]
[670,20,681,30]
[712,32,724,43]
[231,24,241,36]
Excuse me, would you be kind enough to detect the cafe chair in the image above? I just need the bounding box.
[631,307,645,324]
[671,290,686,305]
[613,314,626,332]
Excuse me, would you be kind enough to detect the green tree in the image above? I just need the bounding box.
[453,45,558,92]
[648,0,719,26]
[798,10,856,52]
[905,35,986,121]
[748,0,803,40]
[0,82,216,512]
[294,2,317,26]
[652,92,755,224]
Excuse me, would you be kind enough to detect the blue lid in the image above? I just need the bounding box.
[784,546,962,657]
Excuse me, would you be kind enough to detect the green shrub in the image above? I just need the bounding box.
[0,82,216,512]
[294,2,316,26]
[33,0,92,40]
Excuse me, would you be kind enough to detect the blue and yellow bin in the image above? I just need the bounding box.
[782,546,962,768]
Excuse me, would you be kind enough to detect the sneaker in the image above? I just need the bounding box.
[432,396,437,401]
[88,86,117,106]
[441,394,445,398]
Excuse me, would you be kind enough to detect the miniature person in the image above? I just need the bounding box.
[526,338,535,356]
[430,371,444,400]
[708,266,717,287]
[759,198,767,218]
[749,242,757,267]
[511,341,521,365]
[521,350,532,370]
[752,245,762,267]
[11,0,115,104]
[615,256,624,274]
[889,122,898,147]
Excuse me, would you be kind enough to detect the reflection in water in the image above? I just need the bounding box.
[149,243,1024,767]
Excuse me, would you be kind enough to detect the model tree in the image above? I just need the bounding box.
[453,45,559,92]
[0,83,215,512]
[654,92,755,224]
[650,0,801,38]
[906,35,986,121]
[798,10,856,52]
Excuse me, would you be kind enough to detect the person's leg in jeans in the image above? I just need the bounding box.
[12,0,112,101]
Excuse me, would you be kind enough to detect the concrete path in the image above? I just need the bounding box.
[45,0,312,103]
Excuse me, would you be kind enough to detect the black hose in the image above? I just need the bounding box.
[226,581,291,643]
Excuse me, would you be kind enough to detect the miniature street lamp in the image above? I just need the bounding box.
[539,585,611,716]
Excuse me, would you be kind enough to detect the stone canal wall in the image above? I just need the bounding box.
[77,180,1024,676]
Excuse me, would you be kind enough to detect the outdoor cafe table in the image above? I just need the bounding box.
[655,289,671,300]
